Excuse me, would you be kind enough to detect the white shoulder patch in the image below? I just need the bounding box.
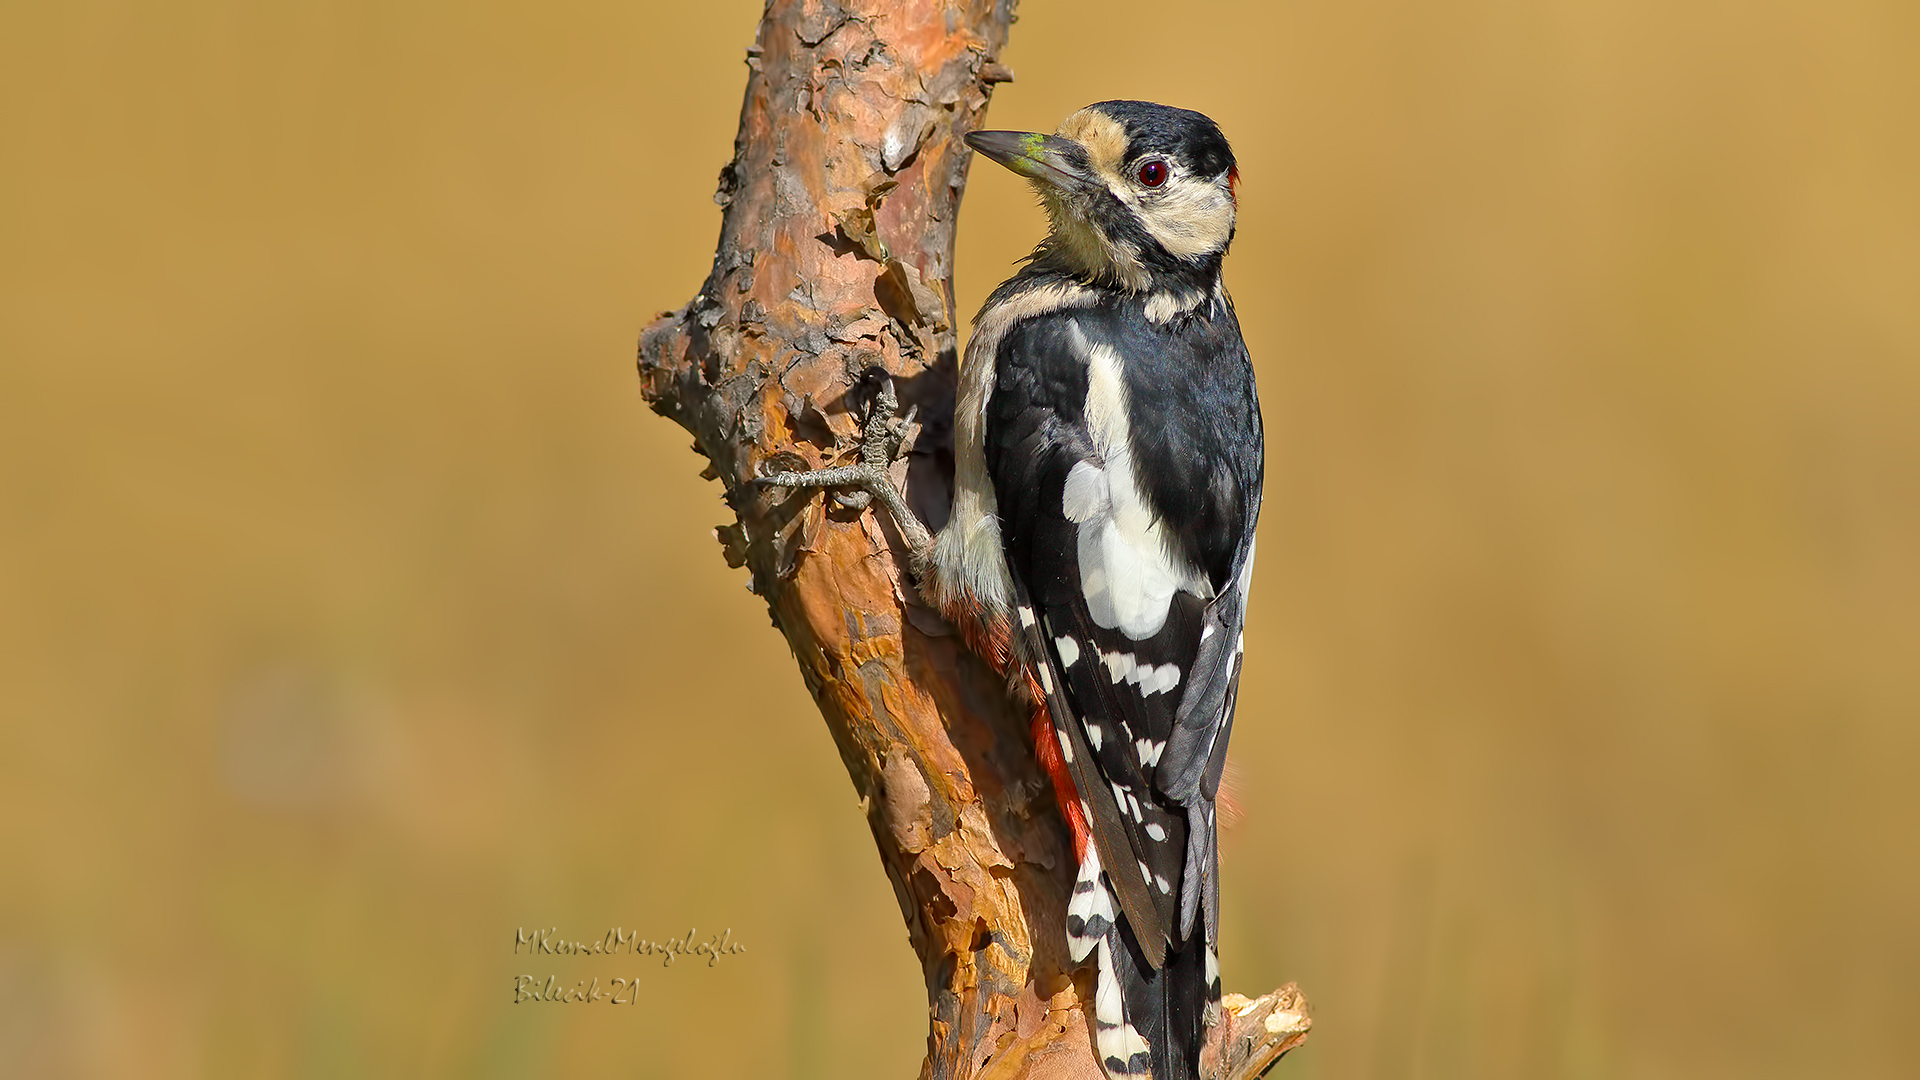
[1066,326,1213,641]
[1062,461,1110,523]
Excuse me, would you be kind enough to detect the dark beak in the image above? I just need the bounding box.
[964,131,1095,193]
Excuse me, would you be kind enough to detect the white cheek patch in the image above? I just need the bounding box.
[1068,327,1213,641]
[1138,176,1236,259]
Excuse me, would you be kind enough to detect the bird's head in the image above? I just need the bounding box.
[966,100,1239,293]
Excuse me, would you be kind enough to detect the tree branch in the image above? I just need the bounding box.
[636,2,1308,1076]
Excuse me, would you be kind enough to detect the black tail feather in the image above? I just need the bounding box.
[1105,915,1210,1080]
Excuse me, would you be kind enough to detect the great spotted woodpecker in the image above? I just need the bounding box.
[765,100,1260,1080]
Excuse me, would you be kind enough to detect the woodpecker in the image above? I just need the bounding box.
[765,100,1260,1080]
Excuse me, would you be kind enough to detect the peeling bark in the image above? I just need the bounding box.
[636,2,1307,1076]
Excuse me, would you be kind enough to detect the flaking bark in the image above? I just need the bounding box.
[636,2,1308,1076]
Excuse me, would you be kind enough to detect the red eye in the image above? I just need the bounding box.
[1137,160,1168,187]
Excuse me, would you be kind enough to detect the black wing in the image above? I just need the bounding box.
[986,296,1262,959]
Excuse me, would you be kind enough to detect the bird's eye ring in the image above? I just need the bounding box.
[1137,160,1169,187]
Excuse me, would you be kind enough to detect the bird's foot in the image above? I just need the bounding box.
[755,376,934,570]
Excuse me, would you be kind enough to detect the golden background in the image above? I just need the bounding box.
[3,0,1916,1076]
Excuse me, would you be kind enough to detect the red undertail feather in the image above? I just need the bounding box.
[1030,700,1090,860]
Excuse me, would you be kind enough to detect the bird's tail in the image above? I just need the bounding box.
[1068,846,1216,1079]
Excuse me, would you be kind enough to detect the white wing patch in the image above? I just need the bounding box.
[1098,650,1182,697]
[1135,172,1237,261]
[1064,326,1213,641]
[1055,635,1082,667]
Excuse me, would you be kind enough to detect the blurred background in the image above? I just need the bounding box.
[2,0,1916,1077]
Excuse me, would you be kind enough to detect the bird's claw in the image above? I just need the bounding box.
[756,376,917,493]
[752,376,933,567]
